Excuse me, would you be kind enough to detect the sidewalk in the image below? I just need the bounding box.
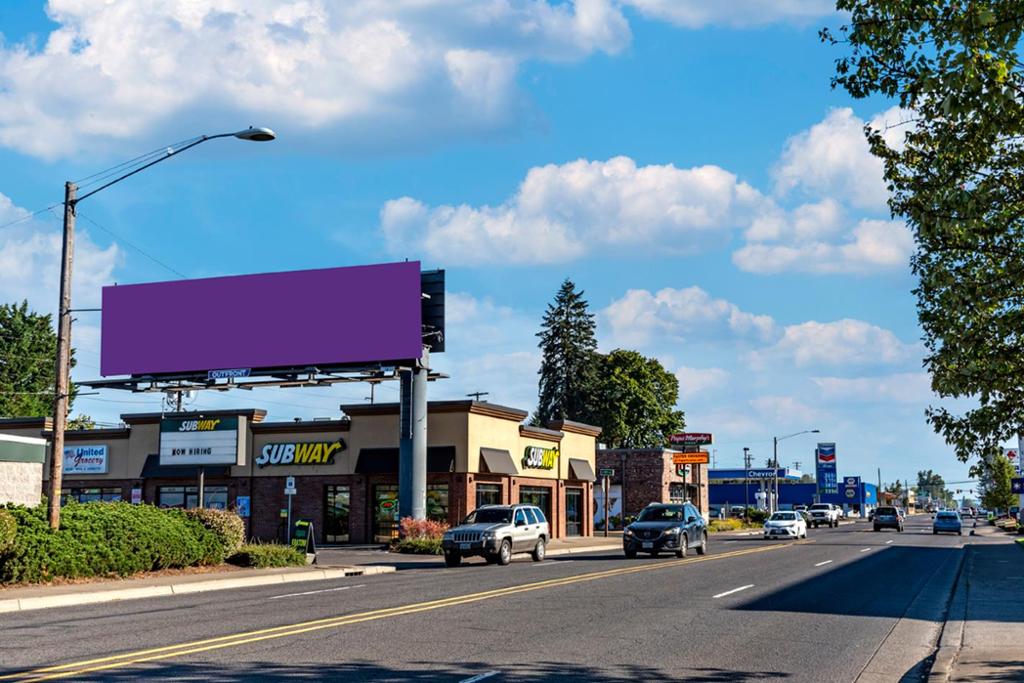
[930,531,1024,682]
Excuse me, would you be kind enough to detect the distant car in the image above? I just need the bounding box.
[763,511,807,540]
[808,503,840,528]
[793,504,809,513]
[933,510,962,535]
[441,504,549,567]
[623,502,707,558]
[874,506,904,532]
[730,505,746,517]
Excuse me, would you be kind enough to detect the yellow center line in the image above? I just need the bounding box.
[4,541,798,682]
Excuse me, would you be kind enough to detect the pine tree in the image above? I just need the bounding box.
[536,279,598,424]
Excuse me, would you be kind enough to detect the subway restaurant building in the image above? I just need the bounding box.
[0,400,600,544]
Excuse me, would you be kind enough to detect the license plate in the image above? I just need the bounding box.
[459,543,470,550]
[642,542,653,549]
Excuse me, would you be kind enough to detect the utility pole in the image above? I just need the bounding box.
[466,391,489,402]
[743,447,752,521]
[772,436,778,513]
[47,181,76,530]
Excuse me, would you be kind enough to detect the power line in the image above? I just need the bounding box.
[0,204,61,232]
[73,136,203,189]
[72,211,189,280]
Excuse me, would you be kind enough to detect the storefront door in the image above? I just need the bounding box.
[324,485,350,543]
[373,484,400,543]
[566,488,583,536]
[519,486,552,524]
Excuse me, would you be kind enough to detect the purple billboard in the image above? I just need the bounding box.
[101,262,423,376]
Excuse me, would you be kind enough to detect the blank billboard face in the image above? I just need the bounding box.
[101,261,423,376]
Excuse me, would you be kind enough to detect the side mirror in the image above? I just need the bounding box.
[687,516,697,524]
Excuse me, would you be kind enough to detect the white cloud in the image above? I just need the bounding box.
[772,106,912,213]
[0,193,119,310]
[749,394,823,425]
[811,373,934,404]
[622,0,836,28]
[382,156,765,265]
[675,366,729,400]
[751,319,917,369]
[733,216,914,275]
[603,286,775,348]
[0,0,632,159]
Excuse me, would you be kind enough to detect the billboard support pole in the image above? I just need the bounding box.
[411,347,428,521]
[398,369,413,531]
[198,466,205,509]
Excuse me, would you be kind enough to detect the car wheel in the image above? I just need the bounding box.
[696,532,708,555]
[813,522,818,529]
[675,535,688,558]
[532,537,546,562]
[958,530,962,536]
[873,526,880,532]
[933,529,938,535]
[497,539,512,566]
[444,552,461,568]
[624,547,637,559]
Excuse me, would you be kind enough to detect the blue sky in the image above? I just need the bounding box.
[0,1,981,490]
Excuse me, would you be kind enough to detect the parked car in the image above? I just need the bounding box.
[808,503,840,528]
[441,504,548,567]
[763,511,808,540]
[933,510,963,535]
[873,506,904,532]
[623,502,707,558]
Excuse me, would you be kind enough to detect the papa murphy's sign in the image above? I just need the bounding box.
[816,443,838,496]
[256,440,346,468]
[669,433,713,446]
[62,445,108,474]
[159,416,241,466]
[523,446,558,470]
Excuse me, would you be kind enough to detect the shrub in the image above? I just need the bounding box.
[228,543,306,568]
[0,509,15,555]
[185,508,245,560]
[0,502,222,585]
[391,537,444,555]
[398,517,448,540]
[709,518,744,533]
[747,509,769,524]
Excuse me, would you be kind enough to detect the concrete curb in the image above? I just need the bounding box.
[927,547,969,683]
[0,565,395,614]
[545,543,621,557]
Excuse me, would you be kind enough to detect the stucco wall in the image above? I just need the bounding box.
[0,461,42,506]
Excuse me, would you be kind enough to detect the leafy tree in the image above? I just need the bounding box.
[884,480,904,496]
[67,414,96,430]
[0,301,76,418]
[977,452,1016,512]
[916,469,952,504]
[536,279,598,424]
[823,2,1024,463]
[590,349,685,448]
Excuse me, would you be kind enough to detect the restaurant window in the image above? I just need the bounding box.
[476,484,502,508]
[324,485,350,543]
[669,483,687,504]
[519,486,552,523]
[157,485,228,510]
[427,484,449,523]
[373,484,400,543]
[60,487,122,505]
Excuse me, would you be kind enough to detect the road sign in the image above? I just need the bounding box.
[845,488,856,499]
[1011,477,1024,494]
[669,432,713,446]
[598,468,615,477]
[672,451,710,465]
[284,475,297,495]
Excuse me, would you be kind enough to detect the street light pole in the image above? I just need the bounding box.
[46,127,275,530]
[771,429,820,514]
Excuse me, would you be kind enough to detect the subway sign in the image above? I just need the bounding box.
[523,446,558,470]
[256,440,346,468]
[159,416,240,466]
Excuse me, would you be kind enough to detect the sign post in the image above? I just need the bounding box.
[284,475,297,543]
[598,468,614,537]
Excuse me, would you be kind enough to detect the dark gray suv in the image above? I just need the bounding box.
[623,503,708,558]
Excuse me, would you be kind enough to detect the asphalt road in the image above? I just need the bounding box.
[0,515,970,682]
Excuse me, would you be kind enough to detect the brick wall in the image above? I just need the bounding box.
[596,449,709,519]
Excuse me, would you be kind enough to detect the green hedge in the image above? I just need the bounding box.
[0,502,225,585]
[184,508,245,559]
[228,543,306,568]
[391,537,443,555]
[0,509,14,555]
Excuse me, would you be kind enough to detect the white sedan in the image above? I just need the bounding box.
[763,511,808,539]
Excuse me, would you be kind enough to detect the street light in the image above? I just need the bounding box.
[47,127,275,529]
[772,429,820,513]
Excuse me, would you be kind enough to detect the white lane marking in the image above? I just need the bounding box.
[814,560,833,567]
[713,584,754,599]
[461,672,500,683]
[530,560,575,567]
[885,540,894,544]
[859,547,871,552]
[269,584,364,600]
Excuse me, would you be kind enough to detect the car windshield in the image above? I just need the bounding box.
[770,512,798,521]
[464,508,512,524]
[637,506,684,522]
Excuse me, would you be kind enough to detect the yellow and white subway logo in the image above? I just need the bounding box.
[257,441,346,467]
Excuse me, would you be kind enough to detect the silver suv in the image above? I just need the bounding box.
[441,504,549,567]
